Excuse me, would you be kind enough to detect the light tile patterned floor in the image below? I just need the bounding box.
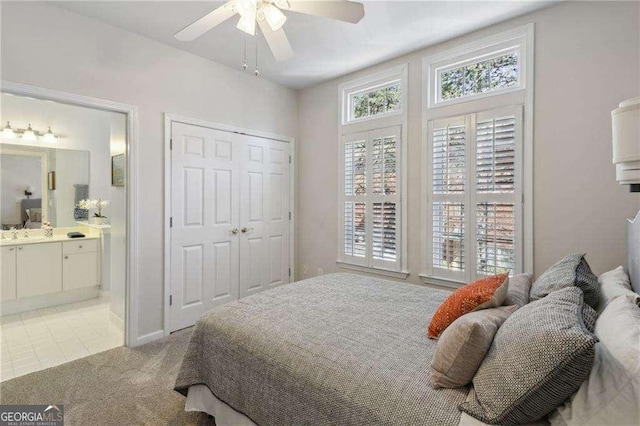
[0,298,123,382]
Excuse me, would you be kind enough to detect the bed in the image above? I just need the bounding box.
[175,215,640,426]
[175,273,543,426]
[21,198,42,229]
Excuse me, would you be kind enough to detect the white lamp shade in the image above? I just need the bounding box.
[237,15,256,35]
[612,97,640,186]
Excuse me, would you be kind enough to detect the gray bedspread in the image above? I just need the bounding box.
[174,273,470,425]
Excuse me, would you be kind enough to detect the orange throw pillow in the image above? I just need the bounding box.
[427,273,509,339]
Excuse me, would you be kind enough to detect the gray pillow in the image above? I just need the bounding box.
[459,287,598,425]
[504,273,533,307]
[530,254,600,310]
[430,305,518,389]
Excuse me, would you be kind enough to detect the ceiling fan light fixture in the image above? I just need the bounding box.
[274,0,290,10]
[263,4,286,31]
[237,15,256,35]
[236,0,257,18]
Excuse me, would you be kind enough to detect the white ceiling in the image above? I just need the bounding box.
[54,1,554,89]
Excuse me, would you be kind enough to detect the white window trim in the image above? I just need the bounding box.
[340,64,406,125]
[426,24,533,110]
[338,64,409,278]
[421,24,534,287]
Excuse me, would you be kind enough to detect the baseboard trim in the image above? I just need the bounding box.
[134,330,164,347]
[1,286,100,316]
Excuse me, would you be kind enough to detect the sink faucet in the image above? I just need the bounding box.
[11,227,18,240]
[22,229,29,239]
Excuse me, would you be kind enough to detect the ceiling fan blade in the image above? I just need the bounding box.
[174,1,237,41]
[284,1,364,24]
[258,19,294,62]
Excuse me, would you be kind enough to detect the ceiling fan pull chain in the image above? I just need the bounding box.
[242,36,248,70]
[254,38,260,77]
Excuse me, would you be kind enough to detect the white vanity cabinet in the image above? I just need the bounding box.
[1,237,100,311]
[63,240,98,290]
[1,246,17,300]
[16,243,63,298]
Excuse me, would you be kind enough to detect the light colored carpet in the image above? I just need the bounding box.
[0,328,215,425]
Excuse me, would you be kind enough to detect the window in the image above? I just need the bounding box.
[341,66,406,124]
[422,25,533,286]
[428,108,522,282]
[339,65,407,278]
[350,80,402,121]
[439,50,519,102]
[426,26,531,109]
[341,128,402,272]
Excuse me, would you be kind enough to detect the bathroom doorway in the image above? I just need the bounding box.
[0,82,138,381]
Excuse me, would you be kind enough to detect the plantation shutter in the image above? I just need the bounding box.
[343,133,368,264]
[429,115,468,282]
[341,127,401,271]
[475,108,521,277]
[427,106,522,282]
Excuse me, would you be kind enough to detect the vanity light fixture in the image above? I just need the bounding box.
[0,122,60,141]
[22,124,38,141]
[42,126,57,143]
[2,121,16,138]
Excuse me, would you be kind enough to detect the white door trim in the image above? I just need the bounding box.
[163,113,296,337]
[0,80,140,347]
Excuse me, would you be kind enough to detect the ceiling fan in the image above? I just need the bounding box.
[174,0,365,62]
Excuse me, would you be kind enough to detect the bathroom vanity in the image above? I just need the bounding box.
[0,226,101,314]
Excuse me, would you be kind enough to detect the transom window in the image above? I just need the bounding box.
[439,50,519,102]
[350,80,402,121]
[341,66,405,124]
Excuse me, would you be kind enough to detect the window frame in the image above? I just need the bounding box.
[338,64,409,279]
[421,25,534,288]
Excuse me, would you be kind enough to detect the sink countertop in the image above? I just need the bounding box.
[0,234,100,247]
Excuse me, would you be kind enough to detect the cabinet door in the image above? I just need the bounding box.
[17,243,63,298]
[63,252,98,291]
[1,246,17,301]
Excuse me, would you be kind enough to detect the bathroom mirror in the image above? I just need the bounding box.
[0,145,90,229]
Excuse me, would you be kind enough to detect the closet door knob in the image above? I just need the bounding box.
[241,227,254,234]
[65,256,69,259]
[230,228,239,235]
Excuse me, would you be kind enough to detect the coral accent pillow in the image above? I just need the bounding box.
[427,273,509,339]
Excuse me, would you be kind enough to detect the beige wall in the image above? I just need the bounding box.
[1,2,298,342]
[296,1,640,285]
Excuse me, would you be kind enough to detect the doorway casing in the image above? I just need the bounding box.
[1,80,140,347]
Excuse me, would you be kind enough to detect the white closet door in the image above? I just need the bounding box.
[170,123,240,332]
[239,135,291,297]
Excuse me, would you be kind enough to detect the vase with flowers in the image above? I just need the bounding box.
[42,221,53,238]
[77,198,110,225]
